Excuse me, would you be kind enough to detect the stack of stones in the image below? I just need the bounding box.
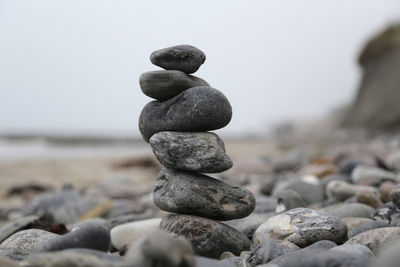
[138,45,255,258]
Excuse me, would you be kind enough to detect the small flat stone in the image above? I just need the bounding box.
[275,189,306,212]
[140,70,209,100]
[345,227,400,254]
[273,179,324,204]
[110,218,161,250]
[124,229,195,267]
[150,45,206,74]
[139,86,232,142]
[253,208,348,248]
[0,229,58,261]
[150,132,232,173]
[342,217,374,232]
[35,221,110,252]
[330,243,374,257]
[153,169,255,220]
[320,203,375,219]
[160,214,250,259]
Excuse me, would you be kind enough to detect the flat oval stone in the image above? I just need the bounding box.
[248,239,299,266]
[150,45,206,74]
[139,86,232,142]
[150,132,233,173]
[253,208,348,248]
[160,214,250,259]
[0,229,59,261]
[320,203,375,219]
[140,70,209,100]
[153,170,255,220]
[35,221,110,252]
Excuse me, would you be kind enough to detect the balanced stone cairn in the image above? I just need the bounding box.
[138,45,255,258]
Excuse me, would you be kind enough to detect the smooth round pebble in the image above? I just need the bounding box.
[248,239,299,266]
[160,214,250,259]
[153,169,255,220]
[389,184,400,209]
[320,203,375,219]
[139,70,209,100]
[150,131,232,173]
[150,45,206,74]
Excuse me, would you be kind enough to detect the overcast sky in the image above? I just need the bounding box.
[0,1,400,137]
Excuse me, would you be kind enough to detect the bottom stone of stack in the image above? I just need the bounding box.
[153,169,255,220]
[160,214,251,259]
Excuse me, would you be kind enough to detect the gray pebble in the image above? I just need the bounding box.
[320,203,375,219]
[248,239,299,266]
[140,70,209,100]
[253,208,348,248]
[36,221,110,252]
[150,45,206,74]
[275,189,307,212]
[0,215,40,244]
[348,220,389,238]
[154,169,255,220]
[150,131,232,173]
[273,179,324,204]
[330,243,374,257]
[139,86,232,142]
[0,229,58,261]
[160,214,250,259]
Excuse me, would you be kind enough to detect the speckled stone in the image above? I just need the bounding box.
[345,227,400,254]
[153,169,255,220]
[0,215,40,244]
[0,229,58,261]
[139,70,209,100]
[160,214,250,259]
[139,86,232,142]
[150,45,206,74]
[150,132,232,173]
[253,208,348,247]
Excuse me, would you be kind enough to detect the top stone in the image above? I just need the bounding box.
[150,45,206,74]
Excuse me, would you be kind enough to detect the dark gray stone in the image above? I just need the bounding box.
[154,170,255,220]
[254,196,277,213]
[139,86,232,142]
[248,239,299,266]
[390,184,400,209]
[374,202,399,223]
[150,45,206,74]
[139,70,209,100]
[253,208,348,248]
[160,214,250,259]
[348,221,389,238]
[150,132,232,173]
[35,221,110,252]
[0,229,58,261]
